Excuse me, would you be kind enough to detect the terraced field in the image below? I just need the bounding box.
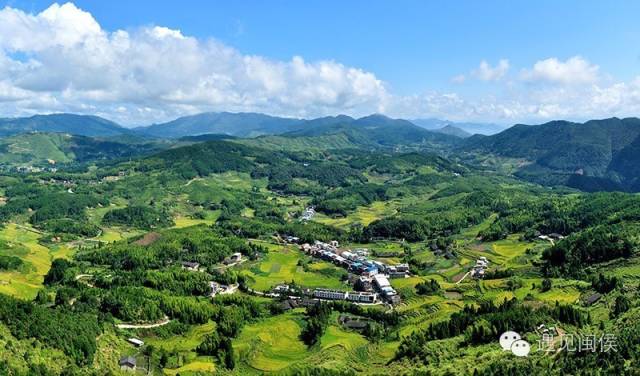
[0,224,54,299]
[239,246,347,291]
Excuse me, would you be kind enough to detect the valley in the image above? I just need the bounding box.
[0,113,638,375]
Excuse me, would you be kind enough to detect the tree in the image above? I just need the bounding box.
[44,259,73,285]
[611,295,630,318]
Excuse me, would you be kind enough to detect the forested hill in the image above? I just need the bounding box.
[283,114,462,150]
[460,117,640,191]
[135,112,303,138]
[0,114,131,137]
[0,132,166,166]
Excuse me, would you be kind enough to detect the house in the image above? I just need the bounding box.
[284,235,300,243]
[119,356,137,371]
[395,263,410,272]
[339,315,369,330]
[229,252,242,263]
[280,298,300,311]
[583,293,602,306]
[181,261,200,271]
[127,338,144,347]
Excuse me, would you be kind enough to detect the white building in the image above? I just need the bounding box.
[313,289,348,300]
[346,292,378,303]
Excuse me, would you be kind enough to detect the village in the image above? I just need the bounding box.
[295,239,410,305]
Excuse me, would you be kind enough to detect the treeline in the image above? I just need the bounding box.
[76,225,253,271]
[0,255,24,271]
[196,295,268,369]
[301,303,332,346]
[542,224,636,277]
[0,294,102,366]
[358,209,486,242]
[102,205,174,229]
[0,182,107,236]
[312,183,387,217]
[253,161,365,194]
[480,191,640,241]
[395,298,587,362]
[219,216,346,244]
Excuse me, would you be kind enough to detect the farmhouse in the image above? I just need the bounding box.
[471,257,489,278]
[300,206,316,221]
[229,252,242,263]
[119,356,137,372]
[339,315,369,330]
[181,261,200,271]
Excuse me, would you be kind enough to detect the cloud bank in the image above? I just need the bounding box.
[0,3,639,125]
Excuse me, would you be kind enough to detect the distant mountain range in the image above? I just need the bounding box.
[0,114,130,137]
[3,112,640,192]
[411,118,506,135]
[136,112,303,138]
[282,114,461,149]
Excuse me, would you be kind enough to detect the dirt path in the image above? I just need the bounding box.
[116,316,171,329]
[455,271,471,285]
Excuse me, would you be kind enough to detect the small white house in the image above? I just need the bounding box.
[127,338,144,347]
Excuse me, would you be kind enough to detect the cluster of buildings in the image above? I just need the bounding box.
[301,241,409,279]
[300,240,407,304]
[300,206,316,221]
[471,256,489,278]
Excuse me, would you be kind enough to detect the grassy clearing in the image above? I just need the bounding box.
[144,322,216,353]
[315,201,399,228]
[164,358,216,375]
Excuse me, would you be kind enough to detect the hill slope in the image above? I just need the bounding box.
[136,112,303,138]
[0,133,165,166]
[0,114,130,137]
[461,117,640,191]
[412,118,506,135]
[434,125,471,138]
[283,114,461,150]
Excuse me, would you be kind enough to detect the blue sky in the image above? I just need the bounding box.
[1,1,639,125]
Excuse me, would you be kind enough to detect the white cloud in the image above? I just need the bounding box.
[0,3,638,126]
[472,59,510,81]
[521,56,599,85]
[451,74,466,84]
[0,2,388,124]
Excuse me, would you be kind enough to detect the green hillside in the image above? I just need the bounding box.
[0,132,167,167]
[461,117,640,191]
[0,114,130,137]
